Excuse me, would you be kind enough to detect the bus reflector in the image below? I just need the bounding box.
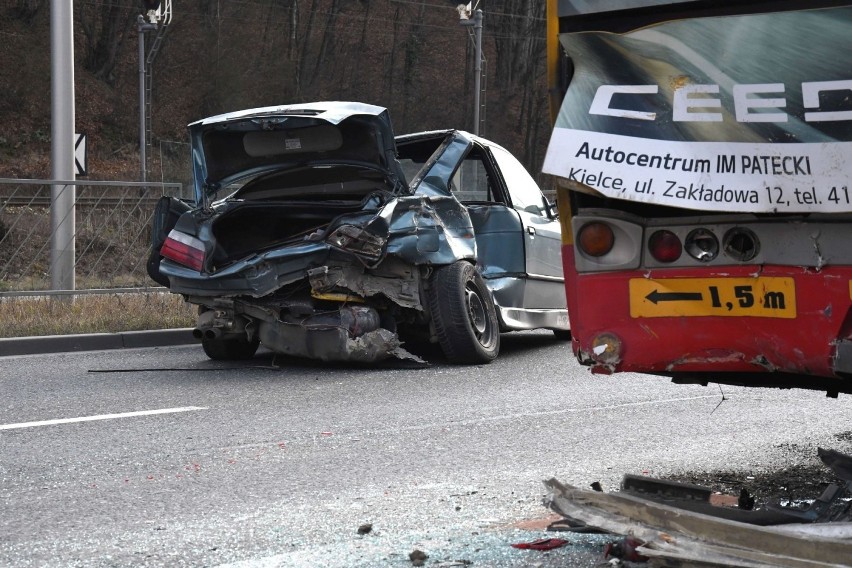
[161,229,205,271]
[592,332,622,364]
[578,222,614,257]
[648,230,682,263]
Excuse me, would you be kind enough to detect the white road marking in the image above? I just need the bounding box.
[0,406,208,431]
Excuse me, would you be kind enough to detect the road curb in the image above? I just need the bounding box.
[0,328,198,357]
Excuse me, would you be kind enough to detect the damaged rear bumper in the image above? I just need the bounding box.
[565,256,852,394]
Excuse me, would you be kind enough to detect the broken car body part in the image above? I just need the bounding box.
[544,448,852,567]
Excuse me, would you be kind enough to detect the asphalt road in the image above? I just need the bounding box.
[2,331,851,567]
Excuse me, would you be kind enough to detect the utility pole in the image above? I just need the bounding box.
[137,0,172,182]
[458,4,483,136]
[138,16,157,183]
[50,0,75,291]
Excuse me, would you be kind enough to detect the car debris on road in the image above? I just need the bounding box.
[544,447,852,567]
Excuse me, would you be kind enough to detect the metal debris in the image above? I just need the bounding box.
[543,448,852,567]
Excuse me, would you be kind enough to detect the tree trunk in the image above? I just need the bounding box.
[79,1,137,85]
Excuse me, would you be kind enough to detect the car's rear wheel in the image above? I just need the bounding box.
[428,261,499,364]
[201,334,260,360]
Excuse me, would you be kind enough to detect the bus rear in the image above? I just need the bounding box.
[545,0,852,395]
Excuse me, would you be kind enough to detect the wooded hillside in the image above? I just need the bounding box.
[0,0,550,185]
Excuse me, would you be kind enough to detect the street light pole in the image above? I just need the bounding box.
[50,0,75,291]
[137,15,157,183]
[459,7,483,136]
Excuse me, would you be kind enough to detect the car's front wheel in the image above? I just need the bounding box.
[201,334,260,360]
[427,261,499,364]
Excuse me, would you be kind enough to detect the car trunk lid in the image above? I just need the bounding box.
[188,102,408,204]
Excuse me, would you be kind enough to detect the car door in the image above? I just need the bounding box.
[487,144,566,310]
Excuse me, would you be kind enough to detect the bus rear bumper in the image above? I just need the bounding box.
[836,339,852,376]
[564,250,852,395]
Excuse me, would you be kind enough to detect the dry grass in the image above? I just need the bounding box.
[0,292,196,338]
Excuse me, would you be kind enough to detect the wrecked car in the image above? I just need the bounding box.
[148,102,569,364]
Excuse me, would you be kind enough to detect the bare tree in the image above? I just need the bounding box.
[78,0,138,85]
[492,0,545,88]
[10,0,45,23]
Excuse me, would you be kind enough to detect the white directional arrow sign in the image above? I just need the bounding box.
[74,132,87,176]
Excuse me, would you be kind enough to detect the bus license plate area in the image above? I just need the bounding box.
[629,277,796,318]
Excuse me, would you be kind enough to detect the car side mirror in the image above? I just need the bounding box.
[545,199,558,219]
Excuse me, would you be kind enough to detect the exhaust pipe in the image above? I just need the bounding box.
[203,328,222,340]
[193,327,224,340]
[195,310,253,342]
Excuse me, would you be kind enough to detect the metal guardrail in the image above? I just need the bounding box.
[0,178,184,191]
[0,286,169,299]
[0,178,186,293]
[1,196,164,207]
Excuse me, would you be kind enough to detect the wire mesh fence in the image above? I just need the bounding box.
[0,178,189,293]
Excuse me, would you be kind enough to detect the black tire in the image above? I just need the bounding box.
[428,261,500,364]
[201,335,260,360]
[552,329,572,341]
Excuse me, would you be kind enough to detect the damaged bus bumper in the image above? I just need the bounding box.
[564,244,852,395]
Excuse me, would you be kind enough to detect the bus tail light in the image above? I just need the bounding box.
[648,230,682,263]
[577,222,615,257]
[723,227,760,262]
[161,229,205,271]
[685,228,719,262]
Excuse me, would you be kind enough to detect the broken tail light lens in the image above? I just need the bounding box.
[160,229,205,271]
[723,227,760,262]
[326,224,386,262]
[685,228,719,262]
[577,222,615,257]
[648,230,682,263]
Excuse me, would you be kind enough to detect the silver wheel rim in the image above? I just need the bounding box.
[466,284,488,338]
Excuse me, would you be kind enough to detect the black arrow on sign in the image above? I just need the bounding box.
[645,290,703,304]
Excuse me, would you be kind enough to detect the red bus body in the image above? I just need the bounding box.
[546,0,852,395]
[563,245,852,391]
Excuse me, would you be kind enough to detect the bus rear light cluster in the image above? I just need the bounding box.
[648,230,682,263]
[577,220,761,267]
[577,221,615,257]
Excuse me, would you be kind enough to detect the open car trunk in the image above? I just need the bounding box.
[207,191,391,270]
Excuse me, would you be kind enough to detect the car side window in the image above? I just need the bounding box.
[489,145,547,215]
[451,147,501,203]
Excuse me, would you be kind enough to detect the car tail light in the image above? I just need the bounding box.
[648,230,682,263]
[577,222,614,257]
[326,224,386,262]
[160,229,205,271]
